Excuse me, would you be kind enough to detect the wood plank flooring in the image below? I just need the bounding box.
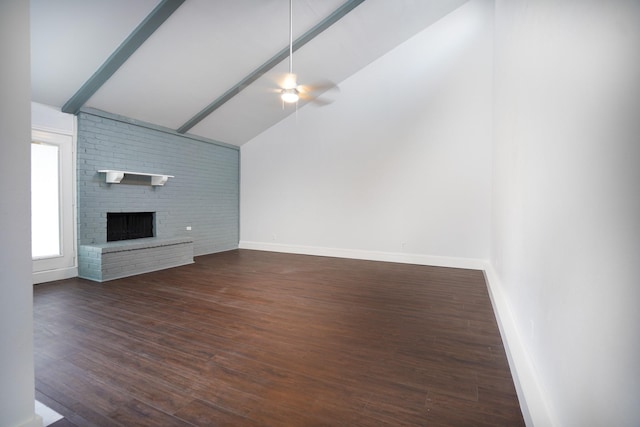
[34,249,524,426]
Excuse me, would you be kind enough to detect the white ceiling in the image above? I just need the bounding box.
[31,0,468,146]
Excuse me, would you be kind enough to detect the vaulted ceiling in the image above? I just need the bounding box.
[31,0,468,146]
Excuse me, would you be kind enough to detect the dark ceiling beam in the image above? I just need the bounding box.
[62,0,185,115]
[177,0,366,134]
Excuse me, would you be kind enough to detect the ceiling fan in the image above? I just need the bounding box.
[277,0,339,106]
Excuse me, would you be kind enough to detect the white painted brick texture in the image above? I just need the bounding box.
[77,112,239,280]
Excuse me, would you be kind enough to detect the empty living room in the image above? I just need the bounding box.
[1,0,639,426]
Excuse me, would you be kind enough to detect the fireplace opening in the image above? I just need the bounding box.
[107,212,154,242]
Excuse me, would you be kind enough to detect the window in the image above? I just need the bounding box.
[31,129,75,282]
[31,141,61,258]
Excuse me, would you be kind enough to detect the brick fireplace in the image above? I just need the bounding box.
[75,110,240,282]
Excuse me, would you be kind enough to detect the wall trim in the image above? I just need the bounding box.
[35,400,62,426]
[483,265,558,427]
[15,414,43,427]
[33,267,78,285]
[238,241,487,270]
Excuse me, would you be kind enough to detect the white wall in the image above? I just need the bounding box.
[0,2,43,427]
[31,102,75,135]
[490,1,640,426]
[241,0,493,268]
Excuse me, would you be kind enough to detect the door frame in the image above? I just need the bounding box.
[32,125,77,284]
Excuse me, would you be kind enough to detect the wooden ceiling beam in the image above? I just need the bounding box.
[62,0,185,115]
[176,0,366,135]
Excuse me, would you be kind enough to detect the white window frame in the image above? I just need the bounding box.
[32,126,77,283]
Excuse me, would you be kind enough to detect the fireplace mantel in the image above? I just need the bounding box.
[98,169,174,186]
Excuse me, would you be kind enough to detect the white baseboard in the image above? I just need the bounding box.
[33,266,78,284]
[239,241,555,426]
[35,400,62,426]
[15,414,43,427]
[239,241,487,270]
[483,266,557,427]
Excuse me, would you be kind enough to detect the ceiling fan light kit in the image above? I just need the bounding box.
[281,87,300,103]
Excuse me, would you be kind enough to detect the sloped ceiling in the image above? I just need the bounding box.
[31,0,468,146]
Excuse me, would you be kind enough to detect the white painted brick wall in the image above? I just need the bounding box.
[77,111,239,257]
[79,238,194,282]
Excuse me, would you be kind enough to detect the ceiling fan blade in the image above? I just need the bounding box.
[299,94,335,106]
[298,79,339,94]
[267,71,339,106]
[298,80,340,106]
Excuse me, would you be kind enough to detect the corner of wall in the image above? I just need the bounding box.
[483,264,558,427]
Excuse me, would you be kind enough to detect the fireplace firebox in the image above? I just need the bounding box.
[107,212,154,242]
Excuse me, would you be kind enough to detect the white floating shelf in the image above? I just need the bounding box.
[98,170,174,186]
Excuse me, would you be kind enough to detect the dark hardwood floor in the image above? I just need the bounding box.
[34,249,524,426]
